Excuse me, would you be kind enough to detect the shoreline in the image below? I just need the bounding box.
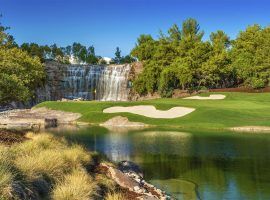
[0,130,170,199]
[2,109,270,134]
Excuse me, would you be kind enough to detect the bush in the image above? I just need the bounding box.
[0,164,14,199]
[62,145,92,168]
[105,192,125,200]
[0,133,121,199]
[12,133,66,157]
[158,67,177,98]
[0,145,28,200]
[250,77,265,89]
[0,133,101,199]
[52,168,96,200]
[15,149,69,181]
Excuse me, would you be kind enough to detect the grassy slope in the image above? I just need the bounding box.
[0,133,122,200]
[36,92,270,129]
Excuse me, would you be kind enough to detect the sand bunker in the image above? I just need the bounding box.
[103,105,195,119]
[184,94,226,100]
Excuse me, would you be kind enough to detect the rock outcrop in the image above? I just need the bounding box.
[0,108,81,130]
[100,116,147,127]
[35,61,131,103]
[98,161,170,200]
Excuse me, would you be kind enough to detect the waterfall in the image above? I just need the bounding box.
[62,64,131,101]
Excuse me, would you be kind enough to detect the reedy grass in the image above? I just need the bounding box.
[52,167,96,200]
[0,132,112,200]
[15,149,69,181]
[96,174,116,191]
[105,192,125,200]
[0,145,28,200]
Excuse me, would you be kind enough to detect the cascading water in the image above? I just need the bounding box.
[63,64,131,101]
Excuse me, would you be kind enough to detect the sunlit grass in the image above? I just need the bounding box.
[0,132,112,199]
[36,92,270,129]
[52,168,96,200]
[105,192,125,200]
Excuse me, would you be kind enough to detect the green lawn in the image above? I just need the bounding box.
[36,92,270,130]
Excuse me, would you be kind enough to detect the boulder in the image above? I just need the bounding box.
[100,116,147,127]
[99,163,140,191]
[0,108,81,131]
[118,161,144,178]
[98,162,170,200]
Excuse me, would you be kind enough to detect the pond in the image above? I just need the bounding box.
[48,126,270,200]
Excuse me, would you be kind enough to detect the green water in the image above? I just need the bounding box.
[48,126,270,200]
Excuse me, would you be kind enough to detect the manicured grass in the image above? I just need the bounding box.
[36,92,270,129]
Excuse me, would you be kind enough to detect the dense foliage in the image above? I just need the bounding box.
[131,18,270,96]
[0,21,44,104]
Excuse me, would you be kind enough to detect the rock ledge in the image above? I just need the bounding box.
[98,161,171,200]
[0,108,81,130]
[100,116,147,127]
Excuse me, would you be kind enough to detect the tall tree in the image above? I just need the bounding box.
[114,47,122,64]
[181,18,204,42]
[0,19,44,104]
[167,24,181,43]
[200,31,233,88]
[86,45,98,64]
[131,34,156,61]
[231,25,270,88]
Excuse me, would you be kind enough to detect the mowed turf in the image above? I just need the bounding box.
[36,92,270,129]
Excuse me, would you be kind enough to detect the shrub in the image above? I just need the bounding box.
[0,145,27,200]
[62,145,92,168]
[12,133,66,157]
[15,149,69,181]
[0,133,119,199]
[96,174,116,193]
[52,168,96,200]
[105,192,125,200]
[0,164,14,199]
[250,77,265,89]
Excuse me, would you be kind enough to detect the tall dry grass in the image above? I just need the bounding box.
[0,132,105,200]
[105,192,125,200]
[52,168,96,200]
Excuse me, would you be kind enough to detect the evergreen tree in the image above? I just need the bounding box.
[114,47,122,64]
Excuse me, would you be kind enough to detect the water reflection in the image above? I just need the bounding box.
[103,133,131,161]
[49,126,270,200]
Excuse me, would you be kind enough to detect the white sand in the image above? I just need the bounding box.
[184,94,226,100]
[103,105,195,119]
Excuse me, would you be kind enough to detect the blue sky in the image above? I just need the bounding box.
[0,0,269,57]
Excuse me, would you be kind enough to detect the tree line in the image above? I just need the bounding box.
[131,18,270,97]
[20,43,135,65]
